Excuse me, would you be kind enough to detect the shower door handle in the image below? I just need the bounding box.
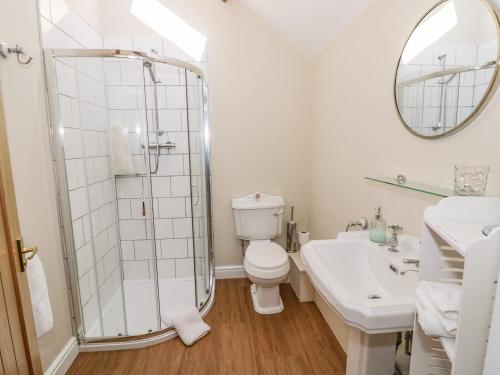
[192,184,200,206]
[149,143,160,174]
[141,142,160,174]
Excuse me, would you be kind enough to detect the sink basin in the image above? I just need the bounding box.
[301,232,420,333]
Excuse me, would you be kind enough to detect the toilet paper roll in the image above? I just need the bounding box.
[298,231,310,246]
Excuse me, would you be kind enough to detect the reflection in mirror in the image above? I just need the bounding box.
[395,0,499,138]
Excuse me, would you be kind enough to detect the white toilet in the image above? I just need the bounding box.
[232,193,290,314]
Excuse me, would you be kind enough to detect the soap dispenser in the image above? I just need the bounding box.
[370,206,387,244]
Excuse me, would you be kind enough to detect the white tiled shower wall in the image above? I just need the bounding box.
[398,41,496,136]
[103,36,208,281]
[40,0,124,336]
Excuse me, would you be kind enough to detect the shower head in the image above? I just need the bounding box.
[143,61,160,84]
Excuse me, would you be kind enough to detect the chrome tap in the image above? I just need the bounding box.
[388,225,403,252]
[402,258,420,267]
[390,262,419,276]
[400,269,419,275]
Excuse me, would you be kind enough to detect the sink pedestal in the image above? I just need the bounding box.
[346,329,397,375]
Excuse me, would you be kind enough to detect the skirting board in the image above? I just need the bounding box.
[215,265,246,279]
[44,337,79,375]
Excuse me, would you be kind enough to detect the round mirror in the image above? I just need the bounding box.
[395,0,500,139]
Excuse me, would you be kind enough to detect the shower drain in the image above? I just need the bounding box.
[368,294,382,300]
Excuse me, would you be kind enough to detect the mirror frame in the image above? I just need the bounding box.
[394,0,500,140]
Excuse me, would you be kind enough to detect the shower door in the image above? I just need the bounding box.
[107,57,161,336]
[143,61,198,329]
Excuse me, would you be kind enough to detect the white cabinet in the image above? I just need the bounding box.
[410,197,500,375]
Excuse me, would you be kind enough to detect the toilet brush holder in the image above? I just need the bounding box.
[286,206,297,253]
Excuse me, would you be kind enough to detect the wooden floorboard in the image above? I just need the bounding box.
[68,279,346,375]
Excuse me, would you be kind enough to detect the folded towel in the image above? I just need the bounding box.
[27,255,54,338]
[415,289,457,337]
[111,123,134,175]
[416,302,449,338]
[417,281,461,319]
[161,306,210,346]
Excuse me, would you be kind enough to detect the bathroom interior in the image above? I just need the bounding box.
[0,0,500,374]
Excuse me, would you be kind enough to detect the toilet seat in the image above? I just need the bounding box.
[244,240,290,279]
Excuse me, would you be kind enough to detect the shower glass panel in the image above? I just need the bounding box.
[44,49,214,345]
[186,72,212,308]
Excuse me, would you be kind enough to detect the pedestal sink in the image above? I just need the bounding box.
[301,232,420,375]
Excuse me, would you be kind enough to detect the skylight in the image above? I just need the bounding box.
[131,0,207,62]
[402,1,457,64]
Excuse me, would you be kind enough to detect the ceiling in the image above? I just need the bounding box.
[237,0,374,57]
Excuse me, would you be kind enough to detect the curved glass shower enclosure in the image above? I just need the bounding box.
[43,49,214,344]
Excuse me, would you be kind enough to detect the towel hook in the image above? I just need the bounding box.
[0,41,33,65]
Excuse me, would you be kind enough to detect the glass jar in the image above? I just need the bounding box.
[454,165,490,196]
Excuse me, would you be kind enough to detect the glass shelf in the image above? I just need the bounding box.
[365,176,454,198]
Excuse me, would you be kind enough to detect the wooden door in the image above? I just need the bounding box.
[0,93,42,374]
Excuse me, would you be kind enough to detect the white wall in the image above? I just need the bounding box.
[97,0,312,266]
[309,0,500,241]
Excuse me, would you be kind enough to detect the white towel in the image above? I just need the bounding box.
[416,302,449,338]
[418,281,461,319]
[415,289,457,338]
[27,255,54,338]
[161,306,210,346]
[111,123,134,175]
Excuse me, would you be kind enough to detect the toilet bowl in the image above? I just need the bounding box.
[244,240,290,314]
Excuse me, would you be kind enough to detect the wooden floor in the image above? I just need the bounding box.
[68,279,346,375]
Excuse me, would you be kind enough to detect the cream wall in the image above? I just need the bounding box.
[97,0,311,266]
[309,0,500,241]
[56,0,500,266]
[0,0,73,371]
[1,0,498,369]
[66,0,102,34]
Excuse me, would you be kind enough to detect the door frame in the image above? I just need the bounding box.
[0,89,43,374]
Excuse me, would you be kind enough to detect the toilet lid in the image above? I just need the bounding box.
[245,241,288,269]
